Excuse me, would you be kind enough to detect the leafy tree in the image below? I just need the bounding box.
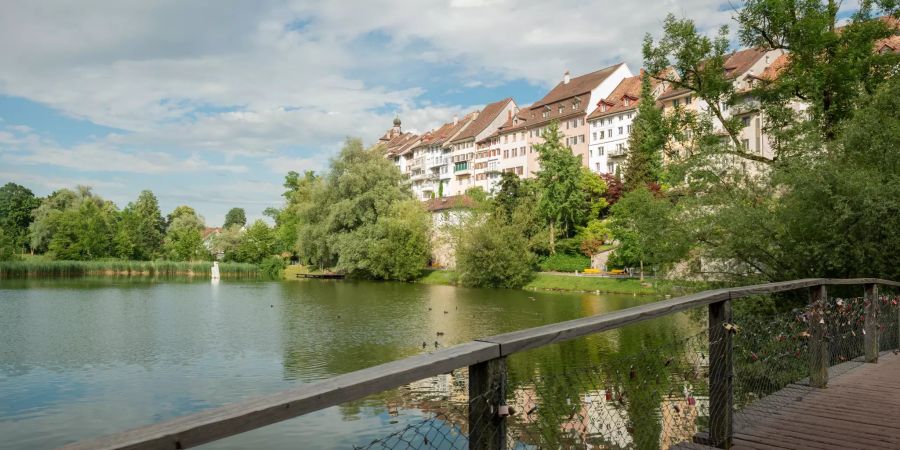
[163,206,208,261]
[580,168,609,221]
[0,227,17,261]
[223,207,247,228]
[209,225,243,260]
[644,14,769,164]
[230,219,276,263]
[48,199,118,260]
[610,187,689,279]
[292,138,430,280]
[29,188,82,253]
[623,74,666,191]
[334,199,431,281]
[456,210,535,288]
[275,170,320,254]
[577,219,613,257]
[0,182,40,253]
[599,173,624,209]
[115,190,165,260]
[737,0,899,146]
[534,121,589,251]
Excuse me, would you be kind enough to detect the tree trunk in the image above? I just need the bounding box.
[549,222,556,255]
[640,260,644,281]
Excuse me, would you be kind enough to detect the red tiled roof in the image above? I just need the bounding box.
[451,98,513,143]
[586,75,645,121]
[423,194,475,212]
[414,113,477,149]
[723,48,767,79]
[202,227,222,239]
[532,63,625,108]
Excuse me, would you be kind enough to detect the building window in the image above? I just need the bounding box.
[673,99,680,108]
[543,110,550,118]
[558,106,564,114]
[742,139,750,150]
[627,125,633,134]
[504,149,509,158]
[618,127,623,135]
[592,132,597,140]
[599,130,605,139]
[742,116,751,127]
[598,146,604,155]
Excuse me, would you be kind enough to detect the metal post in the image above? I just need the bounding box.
[708,299,733,448]
[809,285,829,388]
[864,283,879,363]
[468,357,507,450]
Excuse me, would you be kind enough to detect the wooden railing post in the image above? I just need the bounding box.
[708,299,733,449]
[864,283,879,363]
[809,285,829,388]
[468,357,507,450]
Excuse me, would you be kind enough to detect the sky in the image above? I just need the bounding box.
[0,0,744,226]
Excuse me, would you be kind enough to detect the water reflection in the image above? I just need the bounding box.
[0,278,704,449]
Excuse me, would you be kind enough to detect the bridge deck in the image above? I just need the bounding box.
[677,352,900,449]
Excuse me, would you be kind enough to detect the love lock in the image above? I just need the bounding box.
[497,405,514,418]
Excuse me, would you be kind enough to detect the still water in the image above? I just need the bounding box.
[0,278,699,449]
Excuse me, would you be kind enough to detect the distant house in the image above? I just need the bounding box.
[423,195,475,268]
[202,227,223,260]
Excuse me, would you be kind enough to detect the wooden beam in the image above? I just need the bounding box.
[708,300,733,448]
[58,342,500,450]
[468,357,507,450]
[809,285,829,388]
[865,283,878,363]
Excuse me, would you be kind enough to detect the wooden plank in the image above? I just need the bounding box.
[865,283,879,363]
[808,285,828,388]
[727,278,824,299]
[708,300,733,448]
[58,341,500,450]
[468,357,506,450]
[479,288,733,355]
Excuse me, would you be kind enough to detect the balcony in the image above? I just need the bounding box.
[609,147,627,158]
[427,156,448,168]
[453,161,470,173]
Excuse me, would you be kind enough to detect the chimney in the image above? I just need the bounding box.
[453,115,458,125]
[564,70,571,84]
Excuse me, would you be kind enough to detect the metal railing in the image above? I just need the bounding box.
[59,278,900,450]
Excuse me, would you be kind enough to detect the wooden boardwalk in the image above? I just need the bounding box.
[677,352,900,450]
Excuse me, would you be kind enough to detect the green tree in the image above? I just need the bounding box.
[623,74,666,191]
[0,182,40,253]
[230,219,276,263]
[48,199,118,260]
[0,227,17,261]
[115,190,165,260]
[223,207,247,228]
[275,170,321,254]
[534,121,588,252]
[644,14,769,164]
[334,200,431,281]
[737,0,899,146]
[291,138,430,279]
[456,209,535,288]
[29,188,81,253]
[163,206,208,261]
[610,187,688,279]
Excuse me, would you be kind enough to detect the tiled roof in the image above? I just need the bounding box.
[384,133,419,156]
[657,87,692,101]
[423,194,475,212]
[414,113,477,149]
[876,34,900,53]
[723,48,767,79]
[497,95,590,134]
[532,63,625,108]
[757,53,790,81]
[451,98,513,143]
[586,75,644,121]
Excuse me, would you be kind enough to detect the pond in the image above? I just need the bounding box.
[0,278,703,449]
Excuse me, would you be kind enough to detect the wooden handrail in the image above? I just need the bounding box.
[58,278,900,450]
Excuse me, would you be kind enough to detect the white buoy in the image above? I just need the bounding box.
[211,261,221,281]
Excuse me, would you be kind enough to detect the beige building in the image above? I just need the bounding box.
[483,63,633,178]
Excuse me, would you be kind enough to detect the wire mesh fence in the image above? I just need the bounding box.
[355,289,900,450]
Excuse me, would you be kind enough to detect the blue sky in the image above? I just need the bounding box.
[1,0,772,225]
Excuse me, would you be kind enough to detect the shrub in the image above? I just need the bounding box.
[457,214,535,288]
[259,256,287,279]
[538,253,591,272]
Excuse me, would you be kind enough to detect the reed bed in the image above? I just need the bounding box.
[0,260,260,279]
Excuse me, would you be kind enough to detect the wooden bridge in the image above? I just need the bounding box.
[59,278,900,450]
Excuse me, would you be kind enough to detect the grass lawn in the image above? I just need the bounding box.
[417,269,456,285]
[524,273,656,294]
